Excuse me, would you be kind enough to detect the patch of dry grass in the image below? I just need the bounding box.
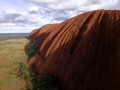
[0,38,29,90]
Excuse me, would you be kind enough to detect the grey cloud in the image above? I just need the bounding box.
[103,0,120,10]
[0,13,21,23]
[2,0,106,29]
[23,0,101,9]
[0,3,86,29]
[29,10,38,14]
[14,19,28,23]
[23,0,78,9]
[4,13,21,20]
[32,6,84,22]
[87,0,101,5]
[0,12,38,27]
[24,0,65,5]
[14,18,38,27]
[23,0,120,10]
[53,17,68,21]
[22,0,98,19]
[23,0,98,23]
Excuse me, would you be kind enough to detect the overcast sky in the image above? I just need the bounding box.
[0,0,119,33]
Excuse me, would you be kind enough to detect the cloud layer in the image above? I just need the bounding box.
[24,0,120,10]
[0,0,120,33]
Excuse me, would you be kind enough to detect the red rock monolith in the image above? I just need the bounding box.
[28,10,120,90]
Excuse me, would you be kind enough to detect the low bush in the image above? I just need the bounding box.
[16,63,59,90]
[25,41,38,59]
[16,40,59,90]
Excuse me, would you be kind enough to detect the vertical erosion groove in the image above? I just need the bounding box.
[70,12,95,55]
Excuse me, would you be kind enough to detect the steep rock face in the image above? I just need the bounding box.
[29,28,39,41]
[28,10,120,90]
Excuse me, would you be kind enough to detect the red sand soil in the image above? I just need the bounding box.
[28,10,120,90]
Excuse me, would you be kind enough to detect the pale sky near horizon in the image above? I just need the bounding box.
[0,0,119,33]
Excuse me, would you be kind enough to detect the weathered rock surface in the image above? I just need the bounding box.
[28,10,120,90]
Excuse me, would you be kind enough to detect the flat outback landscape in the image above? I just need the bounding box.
[0,35,29,90]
